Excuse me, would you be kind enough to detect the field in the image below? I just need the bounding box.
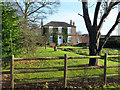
[2,46,120,88]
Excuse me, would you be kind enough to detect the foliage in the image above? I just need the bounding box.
[43,27,49,36]
[62,27,68,44]
[2,3,22,58]
[22,29,39,53]
[41,27,50,45]
[49,43,55,47]
[100,37,120,48]
[53,28,58,45]
[14,0,60,52]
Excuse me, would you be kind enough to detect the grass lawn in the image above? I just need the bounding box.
[2,46,119,84]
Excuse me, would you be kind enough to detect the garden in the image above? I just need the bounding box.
[2,46,120,89]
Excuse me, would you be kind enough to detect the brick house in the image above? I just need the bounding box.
[42,20,89,45]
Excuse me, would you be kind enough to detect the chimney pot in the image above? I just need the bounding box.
[70,20,72,25]
[73,21,75,26]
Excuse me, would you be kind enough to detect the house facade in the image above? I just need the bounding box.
[43,20,79,45]
[42,20,89,45]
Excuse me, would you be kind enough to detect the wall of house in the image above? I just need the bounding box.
[43,26,88,45]
[71,36,77,45]
[75,34,83,43]
[82,35,89,45]
[68,27,76,36]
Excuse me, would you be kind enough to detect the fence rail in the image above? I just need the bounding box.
[2,54,120,88]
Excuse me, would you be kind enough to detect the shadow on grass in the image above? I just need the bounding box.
[15,77,63,82]
[13,64,87,70]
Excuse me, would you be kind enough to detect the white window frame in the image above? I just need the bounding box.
[68,36,71,43]
[58,27,62,33]
[49,26,53,33]
[49,36,53,43]
[68,27,71,34]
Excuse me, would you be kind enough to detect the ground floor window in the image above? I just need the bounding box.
[68,36,71,43]
[78,38,81,43]
[49,36,53,43]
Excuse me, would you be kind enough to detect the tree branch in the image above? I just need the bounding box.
[78,13,83,18]
[82,0,92,32]
[97,12,120,53]
[15,0,25,16]
[97,1,120,33]
[28,4,46,16]
[93,1,102,26]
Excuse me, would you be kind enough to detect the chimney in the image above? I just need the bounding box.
[70,20,72,25]
[73,21,75,26]
[41,19,43,27]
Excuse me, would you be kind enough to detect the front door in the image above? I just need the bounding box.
[58,35,63,45]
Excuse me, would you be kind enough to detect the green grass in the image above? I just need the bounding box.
[2,46,119,85]
[58,46,83,49]
[19,47,81,57]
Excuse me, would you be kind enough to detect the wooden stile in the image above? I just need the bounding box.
[11,55,14,89]
[104,53,107,85]
[64,54,67,88]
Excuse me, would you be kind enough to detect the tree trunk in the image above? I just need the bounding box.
[89,31,99,66]
[27,47,29,54]
[54,45,57,51]
[45,42,47,49]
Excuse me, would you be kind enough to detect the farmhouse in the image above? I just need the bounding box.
[42,20,89,45]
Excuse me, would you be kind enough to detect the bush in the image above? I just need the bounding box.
[75,43,87,47]
[100,36,120,48]
[49,43,55,47]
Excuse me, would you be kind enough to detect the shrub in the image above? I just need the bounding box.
[49,43,55,47]
[100,36,120,48]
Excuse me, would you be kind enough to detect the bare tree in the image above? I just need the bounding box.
[15,0,60,23]
[79,0,120,66]
[14,0,60,53]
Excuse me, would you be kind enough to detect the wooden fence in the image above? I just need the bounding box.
[2,54,120,88]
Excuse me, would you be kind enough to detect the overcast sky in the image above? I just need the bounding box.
[43,0,119,35]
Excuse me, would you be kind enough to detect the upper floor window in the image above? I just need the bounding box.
[68,27,71,34]
[49,26,53,33]
[58,27,62,33]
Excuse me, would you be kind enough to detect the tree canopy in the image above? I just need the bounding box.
[2,2,22,58]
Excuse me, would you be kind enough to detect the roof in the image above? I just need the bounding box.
[44,21,76,27]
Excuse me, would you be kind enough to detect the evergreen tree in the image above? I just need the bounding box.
[2,2,22,58]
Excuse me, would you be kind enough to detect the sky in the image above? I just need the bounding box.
[43,0,119,35]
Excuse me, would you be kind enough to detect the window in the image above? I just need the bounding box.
[68,27,71,34]
[78,38,81,43]
[58,27,62,33]
[49,26,53,33]
[49,36,53,43]
[68,36,71,43]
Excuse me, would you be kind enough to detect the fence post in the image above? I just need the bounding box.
[64,54,67,88]
[11,55,14,89]
[104,53,107,85]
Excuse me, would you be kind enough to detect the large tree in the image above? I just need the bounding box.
[14,0,60,53]
[79,0,120,66]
